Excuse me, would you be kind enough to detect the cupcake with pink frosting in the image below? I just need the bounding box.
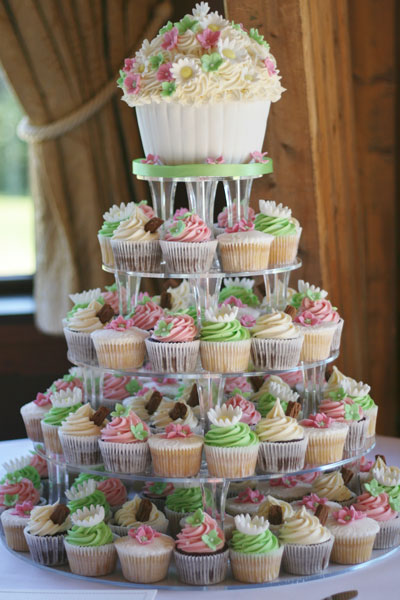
[226,488,265,516]
[102,374,142,411]
[294,297,339,361]
[91,315,149,370]
[298,295,343,352]
[129,297,165,331]
[0,477,40,514]
[97,478,128,513]
[160,209,217,273]
[318,394,369,452]
[225,394,261,426]
[353,491,400,549]
[99,405,151,473]
[29,451,48,480]
[145,313,199,373]
[174,508,228,585]
[224,376,253,397]
[326,505,379,564]
[217,219,274,272]
[101,282,127,315]
[215,203,256,236]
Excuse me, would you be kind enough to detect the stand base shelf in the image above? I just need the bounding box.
[2,536,398,591]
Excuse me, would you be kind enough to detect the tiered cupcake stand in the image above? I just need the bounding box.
[2,161,397,589]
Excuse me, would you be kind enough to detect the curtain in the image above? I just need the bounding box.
[0,0,172,333]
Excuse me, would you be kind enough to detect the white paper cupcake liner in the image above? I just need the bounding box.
[200,339,251,373]
[58,432,101,465]
[257,438,308,473]
[64,539,117,576]
[331,534,376,564]
[92,333,147,370]
[229,546,283,583]
[269,229,302,266]
[344,418,369,452]
[98,440,150,474]
[148,441,203,477]
[145,339,200,373]
[331,318,344,352]
[136,100,270,165]
[218,237,273,273]
[63,327,98,366]
[116,540,173,583]
[282,537,333,575]
[205,444,259,478]
[1,517,29,552]
[21,414,45,443]
[374,517,400,549]
[41,421,63,455]
[304,428,348,464]
[97,234,115,268]
[164,508,192,538]
[24,529,67,566]
[173,548,229,585]
[298,323,337,362]
[160,240,217,273]
[111,239,161,273]
[251,335,304,370]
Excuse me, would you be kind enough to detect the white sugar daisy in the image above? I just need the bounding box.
[372,466,400,487]
[297,280,328,299]
[69,288,102,306]
[347,381,371,398]
[208,404,242,427]
[171,58,200,85]
[3,455,31,473]
[259,200,292,219]
[218,38,246,63]
[201,11,228,32]
[234,514,270,535]
[192,2,210,19]
[65,479,97,501]
[268,382,300,404]
[71,505,105,527]
[223,277,255,290]
[102,202,136,223]
[51,387,82,408]
[204,305,239,323]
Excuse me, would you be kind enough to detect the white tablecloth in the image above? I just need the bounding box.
[0,436,399,599]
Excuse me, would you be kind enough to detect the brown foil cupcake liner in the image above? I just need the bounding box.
[205,444,259,478]
[145,339,200,373]
[111,239,161,273]
[269,229,302,266]
[41,421,64,455]
[257,438,308,473]
[330,534,376,564]
[160,240,217,273]
[374,517,400,549]
[24,529,67,566]
[92,334,148,370]
[229,546,284,583]
[97,234,115,268]
[58,432,101,465]
[115,539,173,583]
[282,537,334,575]
[218,238,273,273]
[63,327,98,366]
[98,440,150,474]
[299,323,337,362]
[173,548,229,585]
[250,335,304,370]
[148,442,203,478]
[64,539,117,576]
[200,339,251,373]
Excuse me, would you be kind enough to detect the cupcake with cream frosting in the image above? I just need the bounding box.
[123,389,168,423]
[300,412,349,465]
[58,404,109,465]
[150,401,199,432]
[160,209,217,272]
[145,313,199,373]
[91,315,149,370]
[254,200,301,265]
[24,502,71,566]
[40,388,83,455]
[64,505,117,576]
[148,423,203,477]
[97,202,137,267]
[200,306,251,373]
[250,310,303,369]
[99,405,151,473]
[327,505,379,564]
[111,495,168,537]
[291,493,341,516]
[312,471,355,505]
[257,495,295,535]
[110,205,162,272]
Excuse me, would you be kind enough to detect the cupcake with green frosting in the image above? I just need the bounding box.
[97,201,137,267]
[219,277,261,308]
[256,380,300,417]
[165,486,211,538]
[65,480,110,517]
[40,388,83,455]
[64,504,117,576]
[229,514,283,583]
[254,200,301,266]
[347,381,378,438]
[200,306,251,373]
[204,405,259,478]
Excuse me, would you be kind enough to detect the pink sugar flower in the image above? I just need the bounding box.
[250,151,269,164]
[206,156,225,164]
[124,73,141,94]
[264,57,277,76]
[105,315,135,331]
[140,154,162,165]
[34,392,52,407]
[129,525,160,544]
[123,58,136,73]
[300,412,334,429]
[196,28,221,49]
[157,62,173,82]
[225,218,254,233]
[10,501,34,517]
[333,505,366,525]
[235,487,265,504]
[270,476,297,488]
[220,296,246,309]
[295,310,321,326]
[300,494,328,511]
[163,423,192,438]
[240,314,256,328]
[162,26,178,50]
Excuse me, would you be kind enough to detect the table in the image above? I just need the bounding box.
[0,436,398,599]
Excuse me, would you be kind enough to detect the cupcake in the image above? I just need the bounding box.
[279,505,333,575]
[101,283,124,314]
[165,279,195,312]
[91,316,149,370]
[145,313,199,373]
[111,496,168,537]
[1,456,41,492]
[148,423,203,477]
[63,288,115,365]
[255,380,300,417]
[40,388,83,454]
[216,205,256,236]
[254,200,301,265]
[289,280,328,310]
[119,6,284,165]
[110,206,162,272]
[204,405,259,478]
[150,400,199,432]
[102,373,141,411]
[165,486,210,538]
[129,297,165,331]
[66,480,110,516]
[291,493,342,516]
[229,514,283,583]
[174,509,228,585]
[324,365,357,396]
[20,392,52,443]
[1,501,34,551]
[142,481,175,512]
[99,405,151,473]
[257,495,294,535]
[224,395,261,426]
[297,295,343,353]
[300,412,349,465]
[363,460,400,502]
[226,488,265,517]
[312,471,355,505]
[327,505,379,564]
[294,310,337,362]
[64,505,117,576]
[58,404,109,465]
[97,478,128,513]
[180,509,236,543]
[318,394,369,452]
[250,310,303,370]
[97,202,137,267]
[160,209,217,273]
[219,277,260,308]
[217,228,274,273]
[200,306,251,373]
[24,503,71,566]
[0,476,40,515]
[353,492,400,549]
[255,399,307,473]
[115,525,174,583]
[124,389,167,423]
[347,381,378,438]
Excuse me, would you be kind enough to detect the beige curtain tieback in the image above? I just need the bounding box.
[17,0,172,143]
